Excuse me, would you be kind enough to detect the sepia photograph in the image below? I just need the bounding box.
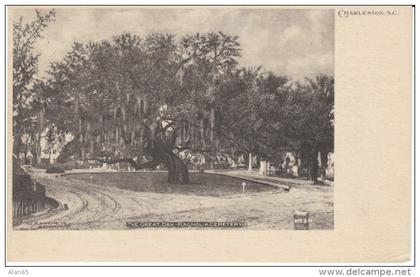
[4,2,415,270]
[10,7,335,231]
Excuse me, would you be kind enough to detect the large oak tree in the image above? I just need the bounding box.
[44,32,243,183]
[37,31,334,184]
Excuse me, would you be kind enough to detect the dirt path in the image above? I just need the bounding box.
[15,171,333,230]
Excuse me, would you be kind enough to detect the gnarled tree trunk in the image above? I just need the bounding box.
[311,149,319,183]
[164,151,190,184]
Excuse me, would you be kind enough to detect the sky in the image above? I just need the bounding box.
[10,7,334,81]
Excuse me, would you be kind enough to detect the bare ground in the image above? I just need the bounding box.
[14,170,334,230]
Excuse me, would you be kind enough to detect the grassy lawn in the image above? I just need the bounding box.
[66,172,277,197]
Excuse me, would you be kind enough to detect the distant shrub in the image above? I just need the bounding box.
[58,163,75,171]
[34,163,49,169]
[324,176,334,181]
[45,165,65,174]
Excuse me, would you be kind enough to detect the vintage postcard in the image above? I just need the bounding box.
[6,6,413,263]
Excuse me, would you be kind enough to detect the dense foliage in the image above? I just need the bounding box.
[13,10,334,184]
[13,9,56,164]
